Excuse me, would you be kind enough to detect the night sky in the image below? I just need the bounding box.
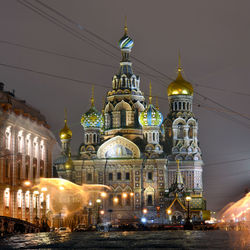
[0,0,249,211]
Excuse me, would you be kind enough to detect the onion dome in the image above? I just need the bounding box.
[118,18,134,50]
[65,154,73,170]
[59,115,72,140]
[139,82,163,127]
[167,53,193,96]
[81,87,104,129]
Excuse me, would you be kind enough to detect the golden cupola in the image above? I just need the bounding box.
[59,110,72,140]
[167,55,193,96]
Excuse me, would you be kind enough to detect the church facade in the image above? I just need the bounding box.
[55,24,205,224]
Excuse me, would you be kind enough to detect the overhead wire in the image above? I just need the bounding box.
[15,0,250,130]
[26,0,250,124]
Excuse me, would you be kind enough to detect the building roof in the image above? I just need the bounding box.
[0,83,49,127]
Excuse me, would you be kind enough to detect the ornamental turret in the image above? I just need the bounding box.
[164,53,203,197]
[139,82,163,156]
[104,19,145,141]
[80,87,103,158]
[59,109,72,157]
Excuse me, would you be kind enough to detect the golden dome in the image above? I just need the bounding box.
[168,69,193,96]
[59,119,72,140]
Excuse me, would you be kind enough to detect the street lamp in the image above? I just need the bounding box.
[167,209,172,215]
[24,180,31,187]
[113,197,119,204]
[186,196,192,221]
[101,192,107,198]
[122,193,128,198]
[143,208,148,214]
[96,199,102,224]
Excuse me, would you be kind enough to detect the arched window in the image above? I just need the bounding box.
[178,102,181,110]
[25,191,30,208]
[121,110,126,127]
[183,102,186,110]
[26,164,29,179]
[187,103,190,110]
[5,159,9,178]
[86,134,89,144]
[4,188,10,207]
[93,134,96,143]
[175,102,177,110]
[17,190,22,208]
[153,133,155,141]
[178,123,184,139]
[188,124,194,138]
[17,162,21,180]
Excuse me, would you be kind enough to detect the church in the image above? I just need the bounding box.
[55,22,206,225]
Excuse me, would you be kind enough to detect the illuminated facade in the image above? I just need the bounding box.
[55,23,205,224]
[0,83,55,223]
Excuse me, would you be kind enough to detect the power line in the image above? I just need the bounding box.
[29,0,250,122]
[0,62,109,89]
[16,0,250,129]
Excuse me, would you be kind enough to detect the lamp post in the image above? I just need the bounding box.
[33,190,39,225]
[186,196,191,221]
[167,209,172,224]
[96,199,101,225]
[184,196,193,230]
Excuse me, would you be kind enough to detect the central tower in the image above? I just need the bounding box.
[103,21,145,141]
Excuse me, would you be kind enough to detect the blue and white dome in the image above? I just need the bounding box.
[139,104,163,127]
[119,35,134,50]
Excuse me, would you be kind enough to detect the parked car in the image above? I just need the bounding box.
[74,224,88,232]
[58,227,71,233]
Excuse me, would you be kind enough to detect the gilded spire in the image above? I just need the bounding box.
[149,81,152,104]
[59,108,72,140]
[124,16,128,36]
[64,108,67,123]
[177,49,183,73]
[176,159,184,185]
[91,85,94,107]
[155,96,159,110]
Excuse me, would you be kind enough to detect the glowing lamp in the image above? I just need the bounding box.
[101,192,107,198]
[41,187,47,192]
[143,208,148,214]
[113,197,119,203]
[122,193,128,198]
[24,180,31,186]
[59,186,64,191]
[88,201,93,206]
[96,199,101,203]
[100,210,105,215]
[130,192,134,196]
[167,209,172,215]
[33,190,39,195]
[186,196,192,201]
[141,217,147,223]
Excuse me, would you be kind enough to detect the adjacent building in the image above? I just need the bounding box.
[0,83,56,223]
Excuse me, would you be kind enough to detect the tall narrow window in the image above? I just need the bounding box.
[25,191,30,208]
[108,173,113,181]
[121,110,126,127]
[148,172,153,180]
[87,173,92,181]
[117,172,121,180]
[4,188,10,207]
[178,102,181,110]
[5,159,9,178]
[183,102,186,110]
[26,164,29,179]
[17,163,21,180]
[17,190,22,208]
[93,134,96,143]
[147,194,153,206]
[125,172,130,180]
